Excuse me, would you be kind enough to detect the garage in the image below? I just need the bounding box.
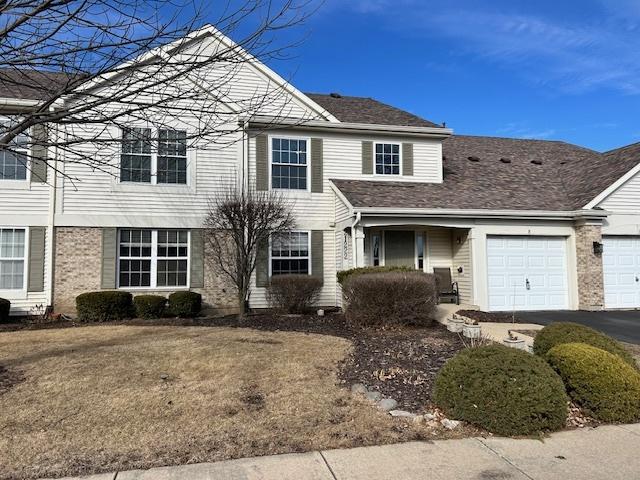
[487,236,569,311]
[603,236,640,309]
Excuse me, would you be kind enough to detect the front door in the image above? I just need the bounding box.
[385,231,415,267]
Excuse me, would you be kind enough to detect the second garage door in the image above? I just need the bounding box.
[487,236,569,311]
[603,236,640,309]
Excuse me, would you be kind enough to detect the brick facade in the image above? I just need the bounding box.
[53,227,238,315]
[575,223,604,310]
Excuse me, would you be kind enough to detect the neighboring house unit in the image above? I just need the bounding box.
[2,25,640,316]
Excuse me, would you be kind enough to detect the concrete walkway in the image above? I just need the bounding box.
[50,423,640,480]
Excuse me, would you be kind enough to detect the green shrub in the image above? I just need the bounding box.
[534,322,636,368]
[343,271,438,327]
[433,344,568,436]
[0,298,10,323]
[336,265,414,285]
[133,295,167,319]
[547,343,640,423]
[75,291,133,322]
[266,275,323,314]
[168,291,202,317]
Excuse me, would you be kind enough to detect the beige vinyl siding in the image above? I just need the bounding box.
[452,230,473,304]
[250,230,338,308]
[0,179,49,219]
[598,172,640,213]
[426,228,453,270]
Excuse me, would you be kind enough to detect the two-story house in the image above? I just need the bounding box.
[3,25,640,317]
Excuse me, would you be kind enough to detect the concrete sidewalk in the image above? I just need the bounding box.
[51,423,640,480]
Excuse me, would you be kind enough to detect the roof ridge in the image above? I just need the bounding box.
[451,134,601,152]
[604,140,640,155]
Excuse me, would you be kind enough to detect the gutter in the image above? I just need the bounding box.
[247,115,453,139]
[351,207,609,222]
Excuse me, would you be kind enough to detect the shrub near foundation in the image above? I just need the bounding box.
[342,271,438,327]
[168,291,202,318]
[546,343,640,423]
[433,344,568,436]
[336,265,413,285]
[0,298,10,323]
[533,322,636,368]
[133,295,167,319]
[75,291,133,322]
[266,275,323,314]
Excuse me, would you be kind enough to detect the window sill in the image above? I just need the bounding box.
[0,289,27,300]
[117,287,191,292]
[112,182,195,195]
[0,181,30,190]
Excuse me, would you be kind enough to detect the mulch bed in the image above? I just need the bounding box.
[457,309,521,323]
[0,313,465,412]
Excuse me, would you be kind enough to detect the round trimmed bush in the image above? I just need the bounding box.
[75,291,133,322]
[168,291,202,317]
[547,343,640,423]
[433,344,568,436]
[0,298,10,323]
[133,295,166,319]
[533,322,636,368]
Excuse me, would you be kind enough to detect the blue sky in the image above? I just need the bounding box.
[257,0,640,151]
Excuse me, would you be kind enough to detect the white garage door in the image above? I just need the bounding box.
[487,236,569,311]
[603,237,640,309]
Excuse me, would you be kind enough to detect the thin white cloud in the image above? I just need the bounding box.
[327,1,640,95]
[496,122,556,139]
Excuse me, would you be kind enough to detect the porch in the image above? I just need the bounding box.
[342,225,474,306]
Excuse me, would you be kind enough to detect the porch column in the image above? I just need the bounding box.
[353,225,366,267]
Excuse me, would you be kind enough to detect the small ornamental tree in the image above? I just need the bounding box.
[204,184,295,317]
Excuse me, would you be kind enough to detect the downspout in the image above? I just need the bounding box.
[46,113,58,308]
[350,211,362,268]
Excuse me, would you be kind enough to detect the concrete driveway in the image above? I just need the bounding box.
[516,310,640,344]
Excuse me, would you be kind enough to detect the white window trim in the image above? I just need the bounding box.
[116,229,191,291]
[0,116,32,188]
[0,226,29,299]
[268,230,312,277]
[117,126,195,189]
[268,134,312,193]
[373,141,402,177]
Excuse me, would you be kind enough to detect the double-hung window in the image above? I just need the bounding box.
[375,142,400,175]
[271,231,310,275]
[0,117,29,181]
[118,229,189,288]
[0,228,26,290]
[271,138,308,190]
[120,128,187,184]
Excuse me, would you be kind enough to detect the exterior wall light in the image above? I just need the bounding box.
[593,241,603,255]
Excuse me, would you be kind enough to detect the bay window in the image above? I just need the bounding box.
[118,229,189,288]
[0,228,26,290]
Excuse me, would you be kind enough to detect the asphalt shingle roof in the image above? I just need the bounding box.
[306,93,442,128]
[0,69,75,101]
[332,135,635,212]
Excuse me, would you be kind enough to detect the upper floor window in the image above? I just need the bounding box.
[0,117,28,181]
[271,231,310,275]
[118,229,189,288]
[0,228,26,290]
[271,137,307,190]
[120,128,187,185]
[375,142,400,175]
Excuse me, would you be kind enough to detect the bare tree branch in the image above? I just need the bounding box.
[203,179,295,317]
[0,0,323,183]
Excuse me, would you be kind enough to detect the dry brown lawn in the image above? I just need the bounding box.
[0,325,432,480]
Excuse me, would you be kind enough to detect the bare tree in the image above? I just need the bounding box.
[204,183,295,317]
[0,0,321,180]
